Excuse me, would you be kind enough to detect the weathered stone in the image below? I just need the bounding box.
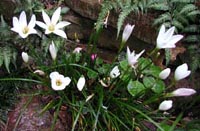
[7,96,65,131]
[0,0,17,21]
[64,0,158,45]
[64,10,152,53]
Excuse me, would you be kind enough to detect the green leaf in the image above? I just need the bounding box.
[3,47,11,73]
[151,79,165,94]
[186,120,200,131]
[87,70,98,79]
[0,49,3,67]
[165,49,171,66]
[143,76,155,88]
[138,57,152,71]
[120,59,129,70]
[143,65,161,78]
[127,80,145,97]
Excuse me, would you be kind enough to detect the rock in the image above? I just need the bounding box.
[0,0,17,21]
[7,96,65,131]
[64,0,158,45]
[64,10,152,52]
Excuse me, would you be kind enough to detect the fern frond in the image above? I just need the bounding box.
[180,4,198,14]
[117,6,133,37]
[171,0,195,3]
[187,10,200,17]
[184,35,200,43]
[0,46,17,73]
[149,2,169,11]
[172,19,185,30]
[183,25,199,33]
[95,1,115,31]
[153,13,171,26]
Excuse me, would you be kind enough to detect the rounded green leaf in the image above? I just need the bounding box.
[127,80,145,97]
[151,79,165,94]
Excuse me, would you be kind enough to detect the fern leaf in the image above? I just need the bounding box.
[150,3,169,11]
[172,19,185,30]
[153,13,171,26]
[183,25,199,33]
[117,6,132,37]
[0,48,3,67]
[187,10,200,17]
[180,4,197,14]
[171,0,195,3]
[3,47,11,73]
[95,1,114,31]
[184,35,200,42]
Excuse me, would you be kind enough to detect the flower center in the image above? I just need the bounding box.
[56,79,62,86]
[22,26,29,34]
[48,24,55,32]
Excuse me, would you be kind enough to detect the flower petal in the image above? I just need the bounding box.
[159,100,173,111]
[77,76,85,91]
[53,29,67,38]
[42,10,51,25]
[164,35,183,48]
[19,11,27,26]
[55,21,71,29]
[50,71,59,79]
[36,21,47,29]
[51,7,61,25]
[63,77,71,86]
[171,88,196,97]
[28,14,36,29]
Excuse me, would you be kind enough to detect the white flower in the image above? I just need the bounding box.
[73,47,82,53]
[156,25,183,49]
[11,11,37,38]
[49,41,57,60]
[159,100,173,111]
[34,70,45,76]
[36,7,71,38]
[122,24,135,43]
[171,88,196,97]
[77,76,86,91]
[159,68,171,80]
[50,71,71,91]
[174,63,191,81]
[110,66,120,78]
[127,46,145,67]
[21,52,29,63]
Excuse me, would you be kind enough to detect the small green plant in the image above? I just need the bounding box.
[95,0,157,36]
[0,2,198,131]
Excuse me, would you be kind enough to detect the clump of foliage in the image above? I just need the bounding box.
[95,0,157,36]
[0,0,199,131]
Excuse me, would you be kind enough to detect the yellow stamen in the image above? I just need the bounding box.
[23,26,29,34]
[48,24,55,32]
[56,79,62,86]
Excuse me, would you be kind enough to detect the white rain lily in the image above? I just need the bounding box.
[34,70,45,76]
[77,76,86,91]
[21,52,29,63]
[50,71,71,91]
[174,63,191,81]
[127,46,145,67]
[158,100,173,111]
[110,66,120,78]
[11,11,37,38]
[156,25,183,49]
[159,68,171,80]
[73,47,82,53]
[171,88,196,97]
[36,7,71,38]
[122,24,135,43]
[49,41,57,60]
